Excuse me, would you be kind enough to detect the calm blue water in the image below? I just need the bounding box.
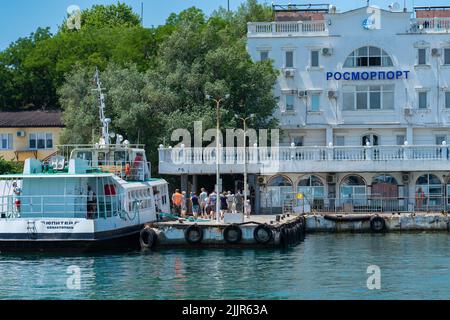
[0,233,449,300]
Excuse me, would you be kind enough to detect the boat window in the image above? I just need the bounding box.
[98,152,106,165]
[76,151,92,162]
[114,151,127,165]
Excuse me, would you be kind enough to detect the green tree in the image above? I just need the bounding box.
[60,2,141,32]
[0,157,22,174]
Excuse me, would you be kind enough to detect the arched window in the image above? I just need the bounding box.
[372,174,398,198]
[344,46,393,68]
[264,175,293,208]
[298,175,325,199]
[340,175,366,205]
[415,174,443,209]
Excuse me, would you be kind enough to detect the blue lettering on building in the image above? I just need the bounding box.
[327,71,410,81]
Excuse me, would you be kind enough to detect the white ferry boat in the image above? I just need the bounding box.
[0,70,170,252]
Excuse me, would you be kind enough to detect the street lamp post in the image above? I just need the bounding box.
[235,114,255,208]
[206,94,230,222]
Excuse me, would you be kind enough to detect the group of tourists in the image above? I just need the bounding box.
[171,188,251,220]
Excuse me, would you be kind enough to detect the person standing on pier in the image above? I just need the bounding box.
[199,188,208,217]
[191,192,200,219]
[244,199,252,218]
[226,191,235,213]
[181,191,188,217]
[172,189,182,216]
[235,190,244,213]
[220,192,228,219]
[209,191,217,219]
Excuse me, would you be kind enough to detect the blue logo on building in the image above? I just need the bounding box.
[362,18,374,30]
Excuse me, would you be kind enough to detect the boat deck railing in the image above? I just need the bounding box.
[0,194,146,219]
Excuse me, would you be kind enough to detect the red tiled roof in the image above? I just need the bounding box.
[0,111,64,128]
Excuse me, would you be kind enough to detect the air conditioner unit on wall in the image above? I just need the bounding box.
[402,173,410,183]
[328,90,338,99]
[431,48,441,57]
[298,90,308,98]
[326,174,336,184]
[16,130,26,137]
[322,48,333,56]
[258,176,267,186]
[284,69,295,77]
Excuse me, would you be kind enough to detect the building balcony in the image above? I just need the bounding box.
[408,18,450,33]
[247,21,329,37]
[158,145,450,175]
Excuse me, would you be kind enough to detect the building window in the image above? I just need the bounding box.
[0,133,12,150]
[416,174,443,209]
[418,48,427,65]
[396,135,406,145]
[343,46,393,68]
[340,175,366,205]
[298,175,325,206]
[311,50,319,67]
[372,175,398,198]
[310,93,320,111]
[445,92,450,109]
[260,50,269,61]
[285,95,295,111]
[444,48,450,65]
[293,136,303,147]
[264,175,293,208]
[418,91,428,109]
[343,85,394,111]
[334,136,345,146]
[29,132,53,150]
[285,51,294,68]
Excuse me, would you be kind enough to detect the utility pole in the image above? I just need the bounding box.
[206,94,230,222]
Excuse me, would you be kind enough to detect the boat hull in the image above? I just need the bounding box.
[0,224,145,253]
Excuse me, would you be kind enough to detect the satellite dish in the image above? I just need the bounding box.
[109,132,116,138]
[390,2,401,11]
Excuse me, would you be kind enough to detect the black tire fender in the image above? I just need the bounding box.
[185,224,204,244]
[253,224,273,244]
[139,227,157,249]
[223,224,243,244]
[370,216,386,233]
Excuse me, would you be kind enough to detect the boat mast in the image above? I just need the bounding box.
[93,67,110,146]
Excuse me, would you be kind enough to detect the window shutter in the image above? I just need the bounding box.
[8,134,13,150]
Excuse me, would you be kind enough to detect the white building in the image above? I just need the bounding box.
[159,4,450,214]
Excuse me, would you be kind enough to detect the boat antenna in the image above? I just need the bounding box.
[93,67,110,146]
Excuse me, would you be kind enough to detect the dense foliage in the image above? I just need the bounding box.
[1,1,278,172]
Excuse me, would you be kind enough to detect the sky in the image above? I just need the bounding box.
[0,0,446,50]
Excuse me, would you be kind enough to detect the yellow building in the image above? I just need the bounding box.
[0,111,64,162]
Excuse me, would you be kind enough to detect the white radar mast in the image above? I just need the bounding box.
[93,67,110,146]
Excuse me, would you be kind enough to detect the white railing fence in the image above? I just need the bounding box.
[159,145,450,165]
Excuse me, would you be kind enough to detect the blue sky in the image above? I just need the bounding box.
[0,0,445,50]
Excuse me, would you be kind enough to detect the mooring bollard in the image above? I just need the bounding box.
[276,215,280,222]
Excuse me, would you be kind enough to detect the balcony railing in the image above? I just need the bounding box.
[160,145,449,164]
[158,145,450,174]
[409,18,450,33]
[247,21,328,37]
[276,196,450,214]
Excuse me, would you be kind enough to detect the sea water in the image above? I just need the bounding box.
[0,233,449,300]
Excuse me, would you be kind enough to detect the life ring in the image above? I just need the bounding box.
[253,224,273,244]
[370,216,386,233]
[139,227,157,249]
[223,224,242,244]
[184,224,203,244]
